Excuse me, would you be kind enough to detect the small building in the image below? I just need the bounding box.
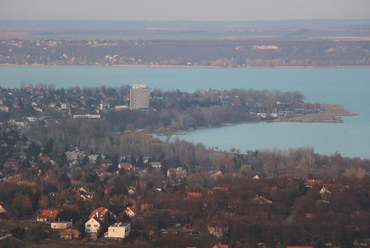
[37,209,59,222]
[122,206,137,218]
[51,220,73,230]
[305,213,321,219]
[101,159,113,167]
[0,204,7,214]
[252,195,273,205]
[85,216,103,234]
[305,179,322,188]
[40,156,51,163]
[60,229,82,240]
[73,110,101,119]
[213,243,229,248]
[104,222,130,239]
[0,106,9,112]
[143,156,150,163]
[149,162,162,169]
[319,187,332,201]
[118,163,131,171]
[188,192,202,198]
[89,207,115,220]
[208,220,229,238]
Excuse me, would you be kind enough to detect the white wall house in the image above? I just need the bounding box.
[105,223,130,239]
[85,216,103,234]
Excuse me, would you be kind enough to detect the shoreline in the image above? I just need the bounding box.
[1,64,370,68]
[153,104,359,136]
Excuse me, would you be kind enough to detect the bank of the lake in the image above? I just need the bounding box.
[0,66,369,158]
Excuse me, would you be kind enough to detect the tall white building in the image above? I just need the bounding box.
[130,84,150,109]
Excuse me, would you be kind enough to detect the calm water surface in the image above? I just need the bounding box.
[0,66,369,158]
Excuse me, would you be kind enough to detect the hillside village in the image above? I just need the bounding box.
[0,84,369,247]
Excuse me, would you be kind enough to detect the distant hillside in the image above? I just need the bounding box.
[1,38,369,67]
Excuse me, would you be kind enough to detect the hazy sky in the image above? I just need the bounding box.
[1,0,369,21]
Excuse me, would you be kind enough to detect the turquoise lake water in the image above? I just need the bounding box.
[0,66,369,158]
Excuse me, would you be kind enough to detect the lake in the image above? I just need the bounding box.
[0,66,369,158]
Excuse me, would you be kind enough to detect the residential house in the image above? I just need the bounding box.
[51,220,73,230]
[213,243,229,248]
[89,207,116,220]
[40,156,51,163]
[0,106,9,112]
[167,167,187,177]
[8,119,25,128]
[88,154,98,163]
[65,149,84,161]
[37,209,59,222]
[0,203,7,214]
[122,206,137,218]
[69,159,79,167]
[149,162,162,170]
[104,222,130,239]
[188,192,202,198]
[252,195,273,205]
[209,170,223,178]
[101,159,113,167]
[127,186,137,195]
[176,167,187,176]
[88,111,101,119]
[73,110,101,119]
[4,161,19,171]
[353,239,369,247]
[85,216,103,234]
[99,101,110,110]
[60,103,69,109]
[115,105,128,110]
[208,220,229,238]
[118,163,131,171]
[60,229,82,240]
[143,156,150,164]
[319,187,332,201]
[305,179,322,188]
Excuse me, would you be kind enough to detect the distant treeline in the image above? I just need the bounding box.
[1,39,369,67]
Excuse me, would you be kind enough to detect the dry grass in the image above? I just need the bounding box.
[273,104,359,123]
[0,219,38,233]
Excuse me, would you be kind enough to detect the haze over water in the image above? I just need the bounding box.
[0,66,369,158]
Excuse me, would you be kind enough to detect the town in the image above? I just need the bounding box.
[1,37,370,67]
[0,83,368,248]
